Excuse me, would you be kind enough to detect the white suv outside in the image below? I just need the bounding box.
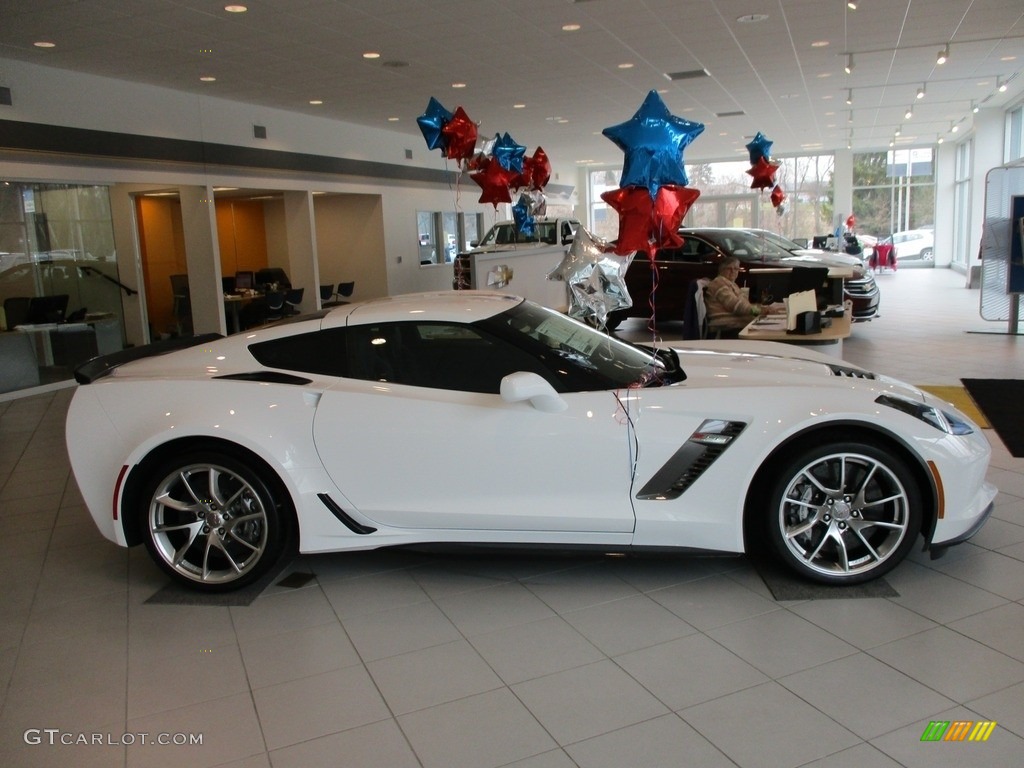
[891,229,934,261]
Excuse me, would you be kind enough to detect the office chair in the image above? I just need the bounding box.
[264,291,286,321]
[3,296,32,328]
[323,280,356,309]
[284,287,304,316]
[319,284,334,304]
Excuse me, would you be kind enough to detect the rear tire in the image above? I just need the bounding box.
[141,450,290,591]
[765,441,921,585]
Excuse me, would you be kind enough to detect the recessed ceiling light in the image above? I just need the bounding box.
[309,100,323,105]
[1001,56,1017,61]
[33,41,56,48]
[451,82,466,88]
[362,52,380,59]
[617,62,634,69]
[224,4,247,12]
[811,40,830,48]
[557,118,569,124]
[387,117,399,122]
[737,14,768,23]
[562,23,580,31]
[513,103,526,109]
[200,76,217,82]
[817,72,831,78]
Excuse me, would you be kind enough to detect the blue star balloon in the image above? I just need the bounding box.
[746,131,773,164]
[512,193,535,237]
[416,97,453,152]
[602,90,704,195]
[492,132,526,173]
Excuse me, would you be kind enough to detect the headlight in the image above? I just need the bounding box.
[876,394,974,435]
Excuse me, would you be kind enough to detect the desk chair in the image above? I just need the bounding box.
[3,296,32,328]
[264,291,286,321]
[319,285,334,304]
[323,281,355,308]
[284,287,304,316]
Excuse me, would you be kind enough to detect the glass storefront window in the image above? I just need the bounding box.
[1,183,125,395]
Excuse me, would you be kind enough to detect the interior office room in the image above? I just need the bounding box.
[2,1,1024,767]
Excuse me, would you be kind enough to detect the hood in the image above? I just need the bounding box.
[669,342,924,401]
[781,249,864,269]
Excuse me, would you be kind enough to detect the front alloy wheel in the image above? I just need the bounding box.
[143,453,287,590]
[767,443,921,584]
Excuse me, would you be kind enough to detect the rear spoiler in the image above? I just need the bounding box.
[74,333,224,385]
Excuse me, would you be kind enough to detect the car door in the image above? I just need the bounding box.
[311,320,636,535]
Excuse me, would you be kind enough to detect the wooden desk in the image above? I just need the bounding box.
[739,303,852,357]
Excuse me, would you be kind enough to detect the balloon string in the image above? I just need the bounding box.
[647,253,659,335]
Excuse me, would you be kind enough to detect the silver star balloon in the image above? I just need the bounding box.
[548,227,635,328]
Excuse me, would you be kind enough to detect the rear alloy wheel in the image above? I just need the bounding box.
[920,248,933,261]
[766,442,921,585]
[142,452,288,591]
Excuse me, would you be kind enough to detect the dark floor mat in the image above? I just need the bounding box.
[752,557,898,601]
[961,378,1024,457]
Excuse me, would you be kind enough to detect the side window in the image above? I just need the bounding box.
[347,322,551,393]
[249,329,348,376]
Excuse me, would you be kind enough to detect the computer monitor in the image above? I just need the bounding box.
[222,276,237,294]
[788,266,829,296]
[25,294,69,324]
[255,267,291,289]
[234,271,255,291]
[744,270,791,305]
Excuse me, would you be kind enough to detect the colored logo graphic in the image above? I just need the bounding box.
[920,720,997,742]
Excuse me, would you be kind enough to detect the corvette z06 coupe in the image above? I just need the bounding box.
[66,292,995,592]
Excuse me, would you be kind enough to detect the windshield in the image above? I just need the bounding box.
[694,230,793,262]
[479,222,558,247]
[478,302,684,390]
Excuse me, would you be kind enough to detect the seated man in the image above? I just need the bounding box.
[705,258,783,337]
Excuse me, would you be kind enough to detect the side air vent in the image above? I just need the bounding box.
[636,420,747,500]
[828,364,875,379]
[214,371,312,385]
[317,494,376,534]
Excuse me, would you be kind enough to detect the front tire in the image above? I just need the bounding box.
[141,451,290,591]
[765,441,921,585]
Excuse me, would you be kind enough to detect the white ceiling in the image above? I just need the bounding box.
[1,0,1022,168]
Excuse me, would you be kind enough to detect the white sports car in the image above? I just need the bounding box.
[66,292,996,592]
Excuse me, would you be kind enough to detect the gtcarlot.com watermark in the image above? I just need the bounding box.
[24,729,203,747]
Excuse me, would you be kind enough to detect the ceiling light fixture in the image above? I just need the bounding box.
[889,140,895,148]
[846,89,853,104]
[308,100,322,105]
[451,82,466,88]
[561,23,580,31]
[997,77,1008,92]
[916,84,925,100]
[362,52,380,59]
[200,76,217,82]
[895,127,901,137]
[951,122,959,133]
[972,101,980,113]
[936,44,949,65]
[33,41,56,48]
[905,106,914,119]
[847,2,857,10]
[844,54,854,74]
[937,136,944,144]
[224,4,247,12]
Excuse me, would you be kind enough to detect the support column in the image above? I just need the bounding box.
[281,191,319,312]
[179,185,225,335]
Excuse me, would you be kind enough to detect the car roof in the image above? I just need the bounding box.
[319,291,523,329]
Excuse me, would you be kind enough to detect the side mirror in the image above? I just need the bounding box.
[500,372,567,413]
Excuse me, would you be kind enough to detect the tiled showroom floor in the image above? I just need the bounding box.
[2,267,1024,768]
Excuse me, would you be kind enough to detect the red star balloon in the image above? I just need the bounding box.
[601,187,654,255]
[771,184,786,208]
[746,156,780,190]
[441,106,479,161]
[530,147,552,190]
[653,185,700,245]
[510,156,534,190]
[470,157,516,206]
